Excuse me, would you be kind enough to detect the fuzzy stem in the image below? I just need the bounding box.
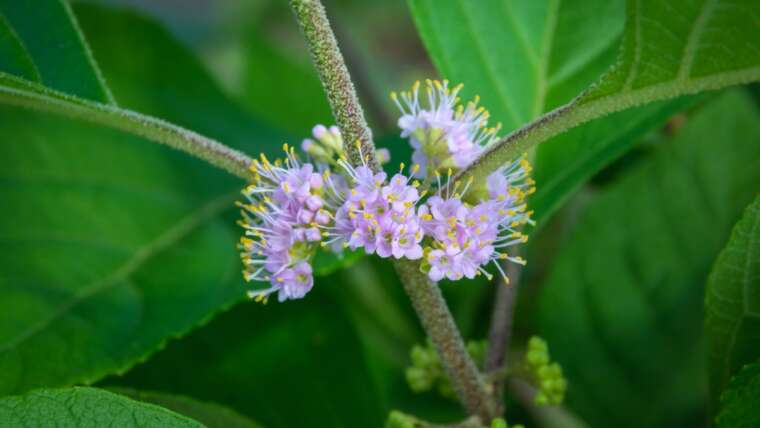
[289,0,379,170]
[0,82,253,180]
[485,253,524,411]
[395,259,499,421]
[289,0,497,420]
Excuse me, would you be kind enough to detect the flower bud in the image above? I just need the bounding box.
[405,367,433,392]
[491,418,507,428]
[386,411,416,428]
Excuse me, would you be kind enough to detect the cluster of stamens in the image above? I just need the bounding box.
[391,79,501,178]
[238,79,535,302]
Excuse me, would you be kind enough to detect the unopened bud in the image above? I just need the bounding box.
[386,411,415,428]
[491,418,507,428]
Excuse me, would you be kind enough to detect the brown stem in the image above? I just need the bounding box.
[289,0,379,170]
[394,259,499,422]
[327,5,394,132]
[485,253,524,410]
[289,0,497,421]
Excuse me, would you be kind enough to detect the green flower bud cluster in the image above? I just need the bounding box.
[385,410,417,428]
[405,339,487,399]
[301,124,390,167]
[525,336,566,406]
[490,417,524,428]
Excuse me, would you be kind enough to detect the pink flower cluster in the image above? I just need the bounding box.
[238,80,535,302]
[420,164,533,283]
[392,80,501,178]
[327,163,424,260]
[238,148,336,302]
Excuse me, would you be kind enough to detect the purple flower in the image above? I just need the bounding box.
[272,262,314,301]
[323,161,423,260]
[427,249,463,281]
[239,148,343,302]
[391,80,500,179]
[382,173,420,212]
[418,155,536,283]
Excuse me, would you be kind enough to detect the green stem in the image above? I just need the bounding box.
[453,66,760,185]
[395,259,499,422]
[288,0,497,421]
[289,0,379,171]
[0,79,253,180]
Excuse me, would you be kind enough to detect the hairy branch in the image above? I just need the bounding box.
[394,259,498,421]
[0,81,253,180]
[289,0,378,170]
[485,257,523,411]
[289,0,497,421]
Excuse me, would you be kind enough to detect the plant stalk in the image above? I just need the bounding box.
[485,258,523,411]
[394,259,498,421]
[288,0,497,421]
[289,0,378,171]
[0,82,253,180]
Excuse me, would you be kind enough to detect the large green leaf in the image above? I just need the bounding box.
[0,107,243,396]
[105,285,385,428]
[242,27,332,135]
[407,0,687,221]
[111,388,263,428]
[411,0,760,221]
[0,0,113,103]
[537,90,760,428]
[0,387,203,427]
[0,14,38,82]
[715,358,760,428]
[706,196,760,408]
[73,4,281,159]
[0,5,285,396]
[409,0,624,131]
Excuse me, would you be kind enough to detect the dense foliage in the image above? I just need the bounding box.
[0,0,758,427]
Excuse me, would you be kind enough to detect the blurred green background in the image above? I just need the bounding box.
[1,0,759,427]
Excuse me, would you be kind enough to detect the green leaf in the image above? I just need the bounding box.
[716,358,760,428]
[706,195,760,409]
[241,29,332,134]
[0,14,38,81]
[0,109,243,396]
[74,4,281,156]
[0,5,283,396]
[111,387,263,428]
[0,2,257,181]
[411,0,760,221]
[0,0,114,103]
[531,97,693,219]
[407,0,685,221]
[408,0,624,131]
[105,286,385,428]
[0,387,203,427]
[312,248,364,276]
[537,90,760,428]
